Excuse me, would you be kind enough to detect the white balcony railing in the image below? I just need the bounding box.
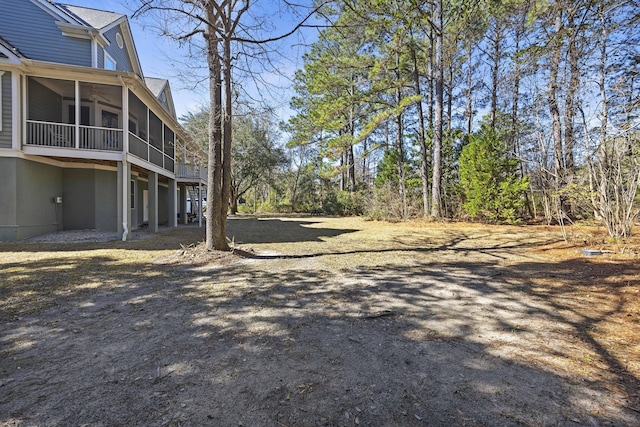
[26,121,122,152]
[25,121,180,174]
[26,121,75,148]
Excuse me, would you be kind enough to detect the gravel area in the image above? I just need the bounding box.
[17,226,178,243]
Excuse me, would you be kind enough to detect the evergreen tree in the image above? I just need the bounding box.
[458,124,529,223]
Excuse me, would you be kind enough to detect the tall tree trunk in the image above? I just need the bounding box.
[510,8,525,155]
[428,26,434,132]
[465,40,474,136]
[340,149,346,191]
[395,52,407,220]
[489,19,503,130]
[348,100,356,192]
[548,11,564,187]
[447,64,453,134]
[431,0,443,218]
[362,138,368,184]
[348,144,356,192]
[218,33,232,250]
[511,5,533,218]
[205,30,226,250]
[411,43,430,216]
[564,17,578,175]
[598,9,608,170]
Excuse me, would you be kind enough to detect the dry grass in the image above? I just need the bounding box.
[1,216,639,425]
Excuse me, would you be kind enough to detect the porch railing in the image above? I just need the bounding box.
[129,132,175,173]
[25,121,177,174]
[26,121,75,148]
[176,163,207,180]
[26,121,122,152]
[128,132,148,160]
[79,126,122,151]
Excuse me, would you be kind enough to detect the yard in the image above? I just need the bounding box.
[1,216,639,426]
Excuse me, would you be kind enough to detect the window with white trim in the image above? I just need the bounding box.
[104,53,116,70]
[130,180,136,209]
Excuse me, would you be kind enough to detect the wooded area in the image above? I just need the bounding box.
[144,0,640,245]
[280,0,640,237]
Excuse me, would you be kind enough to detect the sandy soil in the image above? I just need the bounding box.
[1,216,639,426]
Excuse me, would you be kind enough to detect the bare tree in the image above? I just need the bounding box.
[135,0,319,250]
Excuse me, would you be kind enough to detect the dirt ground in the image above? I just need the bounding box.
[1,216,639,426]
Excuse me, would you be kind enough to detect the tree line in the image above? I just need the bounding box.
[278,0,639,236]
[141,0,639,249]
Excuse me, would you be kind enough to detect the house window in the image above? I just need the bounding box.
[102,110,118,128]
[68,105,91,125]
[130,180,136,209]
[105,53,116,70]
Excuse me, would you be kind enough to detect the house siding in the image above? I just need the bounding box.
[0,0,91,67]
[0,71,11,148]
[97,45,104,69]
[103,25,133,73]
[28,78,63,122]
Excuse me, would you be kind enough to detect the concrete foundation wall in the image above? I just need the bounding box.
[95,170,117,231]
[159,185,168,225]
[0,157,18,241]
[0,157,173,241]
[15,158,63,240]
[63,169,96,229]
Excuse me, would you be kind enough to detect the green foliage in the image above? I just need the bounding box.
[458,125,529,223]
[375,150,400,187]
[322,190,365,216]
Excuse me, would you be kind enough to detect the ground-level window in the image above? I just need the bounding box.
[130,180,136,209]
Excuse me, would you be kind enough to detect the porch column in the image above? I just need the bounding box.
[179,183,188,225]
[168,178,177,228]
[117,160,131,241]
[74,80,80,149]
[11,72,20,149]
[122,85,129,153]
[148,171,158,232]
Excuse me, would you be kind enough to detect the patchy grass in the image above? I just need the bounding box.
[1,216,639,426]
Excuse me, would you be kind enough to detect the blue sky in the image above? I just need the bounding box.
[63,0,316,121]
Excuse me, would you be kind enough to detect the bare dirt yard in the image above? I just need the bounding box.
[1,216,639,426]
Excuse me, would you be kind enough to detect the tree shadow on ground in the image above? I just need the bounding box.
[227,216,359,244]
[0,217,358,253]
[1,231,639,426]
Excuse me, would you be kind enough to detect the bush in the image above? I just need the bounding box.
[322,190,365,216]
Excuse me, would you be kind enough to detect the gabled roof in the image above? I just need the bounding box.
[0,35,24,58]
[0,35,25,63]
[55,4,125,30]
[145,77,177,118]
[145,77,168,98]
